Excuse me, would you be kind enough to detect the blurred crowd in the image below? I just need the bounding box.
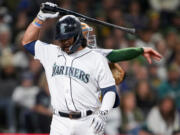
[0,0,180,135]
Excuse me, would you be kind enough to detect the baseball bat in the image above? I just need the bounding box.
[42,4,136,34]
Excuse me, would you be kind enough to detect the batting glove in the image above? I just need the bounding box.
[91,110,108,135]
[37,2,59,21]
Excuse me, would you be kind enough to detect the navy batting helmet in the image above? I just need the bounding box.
[55,15,86,54]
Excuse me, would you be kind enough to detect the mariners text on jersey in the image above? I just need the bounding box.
[52,63,90,83]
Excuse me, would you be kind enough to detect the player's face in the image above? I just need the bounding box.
[60,37,74,54]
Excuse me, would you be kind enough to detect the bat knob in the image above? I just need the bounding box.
[41,3,57,13]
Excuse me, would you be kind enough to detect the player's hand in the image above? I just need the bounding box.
[142,47,162,64]
[91,110,108,134]
[37,2,59,21]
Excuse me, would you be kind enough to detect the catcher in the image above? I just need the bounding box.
[81,22,162,85]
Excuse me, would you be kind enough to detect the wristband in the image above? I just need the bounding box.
[32,20,42,27]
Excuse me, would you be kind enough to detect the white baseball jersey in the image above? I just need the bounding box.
[34,40,115,113]
[92,48,113,58]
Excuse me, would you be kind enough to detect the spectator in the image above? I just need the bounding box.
[107,8,123,25]
[28,58,43,85]
[75,0,90,15]
[149,0,179,27]
[140,97,180,135]
[14,11,28,34]
[60,0,72,9]
[149,0,179,12]
[165,27,178,52]
[0,24,12,53]
[125,33,137,48]
[13,31,29,70]
[102,0,115,11]
[12,71,39,132]
[135,80,157,117]
[148,11,161,33]
[158,63,180,109]
[125,0,148,29]
[135,66,149,81]
[33,73,52,133]
[148,64,162,89]
[136,28,155,49]
[164,28,179,65]
[0,7,12,24]
[0,49,17,132]
[103,35,117,49]
[173,41,180,66]
[155,39,170,66]
[172,11,180,28]
[120,91,144,135]
[154,39,170,80]
[113,29,127,48]
[119,61,136,92]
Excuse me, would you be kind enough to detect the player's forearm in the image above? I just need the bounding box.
[22,18,44,45]
[100,91,116,111]
[106,47,144,63]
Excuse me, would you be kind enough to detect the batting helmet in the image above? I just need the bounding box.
[55,15,86,54]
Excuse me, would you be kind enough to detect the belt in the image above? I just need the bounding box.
[58,110,93,119]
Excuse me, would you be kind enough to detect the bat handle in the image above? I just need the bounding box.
[41,3,58,13]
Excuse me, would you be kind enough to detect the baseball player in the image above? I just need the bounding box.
[22,2,119,135]
[81,22,162,64]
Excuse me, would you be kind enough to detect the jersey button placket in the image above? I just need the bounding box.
[64,56,77,111]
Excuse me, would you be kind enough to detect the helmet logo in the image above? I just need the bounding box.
[61,23,77,34]
[61,23,67,34]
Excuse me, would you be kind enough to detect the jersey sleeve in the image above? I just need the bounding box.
[95,54,120,108]
[96,54,115,89]
[93,48,113,57]
[34,40,50,61]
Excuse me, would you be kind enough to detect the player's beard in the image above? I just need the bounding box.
[60,37,74,54]
[61,42,74,54]
[62,45,71,54]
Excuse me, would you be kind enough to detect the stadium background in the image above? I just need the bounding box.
[0,0,180,135]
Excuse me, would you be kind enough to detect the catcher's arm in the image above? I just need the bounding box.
[106,47,162,64]
[106,47,144,63]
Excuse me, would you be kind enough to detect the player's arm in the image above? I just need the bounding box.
[21,2,59,55]
[106,47,162,64]
[97,57,120,111]
[21,18,44,55]
[91,55,119,134]
[106,47,143,62]
[21,18,43,46]
[100,86,118,111]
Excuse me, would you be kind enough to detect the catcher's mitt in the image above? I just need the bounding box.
[109,63,125,85]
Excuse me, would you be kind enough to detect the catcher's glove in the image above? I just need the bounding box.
[109,63,125,85]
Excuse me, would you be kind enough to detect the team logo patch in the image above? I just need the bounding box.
[52,63,90,83]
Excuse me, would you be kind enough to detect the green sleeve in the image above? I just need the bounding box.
[106,47,144,63]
